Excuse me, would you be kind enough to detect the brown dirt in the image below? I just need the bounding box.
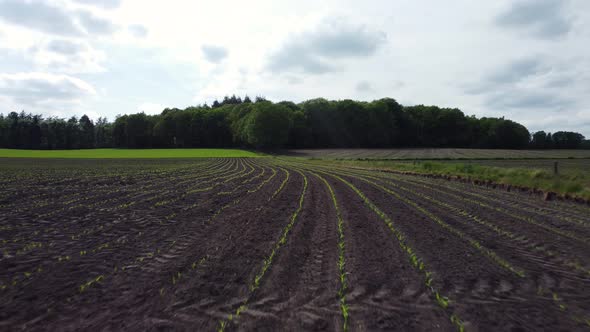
[1,158,589,331]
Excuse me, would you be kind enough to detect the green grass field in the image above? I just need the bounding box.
[0,148,261,158]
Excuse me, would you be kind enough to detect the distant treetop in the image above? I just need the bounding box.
[0,96,586,150]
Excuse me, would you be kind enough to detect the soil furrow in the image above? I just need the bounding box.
[2,157,590,331]
[236,170,341,331]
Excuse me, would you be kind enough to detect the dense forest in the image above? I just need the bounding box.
[0,96,588,150]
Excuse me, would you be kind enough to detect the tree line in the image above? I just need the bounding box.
[1,97,588,150]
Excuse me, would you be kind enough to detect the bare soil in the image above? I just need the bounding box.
[1,158,589,331]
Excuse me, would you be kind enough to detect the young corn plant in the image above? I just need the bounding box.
[79,275,104,293]
[343,173,526,278]
[312,170,466,332]
[217,171,308,332]
[312,171,350,331]
[208,167,278,224]
[536,286,590,326]
[249,167,277,193]
[381,176,590,277]
[401,175,587,244]
[268,168,290,202]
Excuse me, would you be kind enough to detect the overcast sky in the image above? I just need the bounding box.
[0,0,589,136]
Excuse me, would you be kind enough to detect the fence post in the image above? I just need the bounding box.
[553,161,558,175]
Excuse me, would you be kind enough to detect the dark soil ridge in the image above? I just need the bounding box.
[2,158,590,331]
[320,166,590,256]
[2,163,280,330]
[349,166,590,205]
[236,171,342,331]
[0,159,242,255]
[329,166,590,237]
[324,174,454,331]
[323,169,589,331]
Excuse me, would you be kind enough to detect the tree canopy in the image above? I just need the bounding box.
[0,97,587,150]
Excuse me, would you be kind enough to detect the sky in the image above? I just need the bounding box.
[0,0,589,136]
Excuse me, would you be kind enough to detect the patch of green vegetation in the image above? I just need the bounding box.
[311,159,590,200]
[0,148,262,159]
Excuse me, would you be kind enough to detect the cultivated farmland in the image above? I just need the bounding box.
[282,148,590,159]
[1,157,589,331]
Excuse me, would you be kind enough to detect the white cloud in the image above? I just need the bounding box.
[28,39,106,74]
[46,39,86,55]
[0,0,118,37]
[72,0,122,10]
[464,54,587,122]
[355,80,372,92]
[495,0,572,39]
[0,0,588,136]
[0,0,81,36]
[267,17,387,74]
[128,24,148,38]
[201,45,228,63]
[0,72,96,109]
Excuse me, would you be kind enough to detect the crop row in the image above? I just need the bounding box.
[381,174,590,276]
[1,159,239,248]
[310,168,466,331]
[0,161,275,319]
[318,167,526,277]
[278,161,465,330]
[394,174,589,244]
[79,160,281,295]
[0,160,267,293]
[1,159,221,212]
[403,173,590,229]
[310,171,349,330]
[217,170,307,331]
[289,159,589,328]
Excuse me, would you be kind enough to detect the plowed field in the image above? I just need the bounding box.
[1,158,589,331]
